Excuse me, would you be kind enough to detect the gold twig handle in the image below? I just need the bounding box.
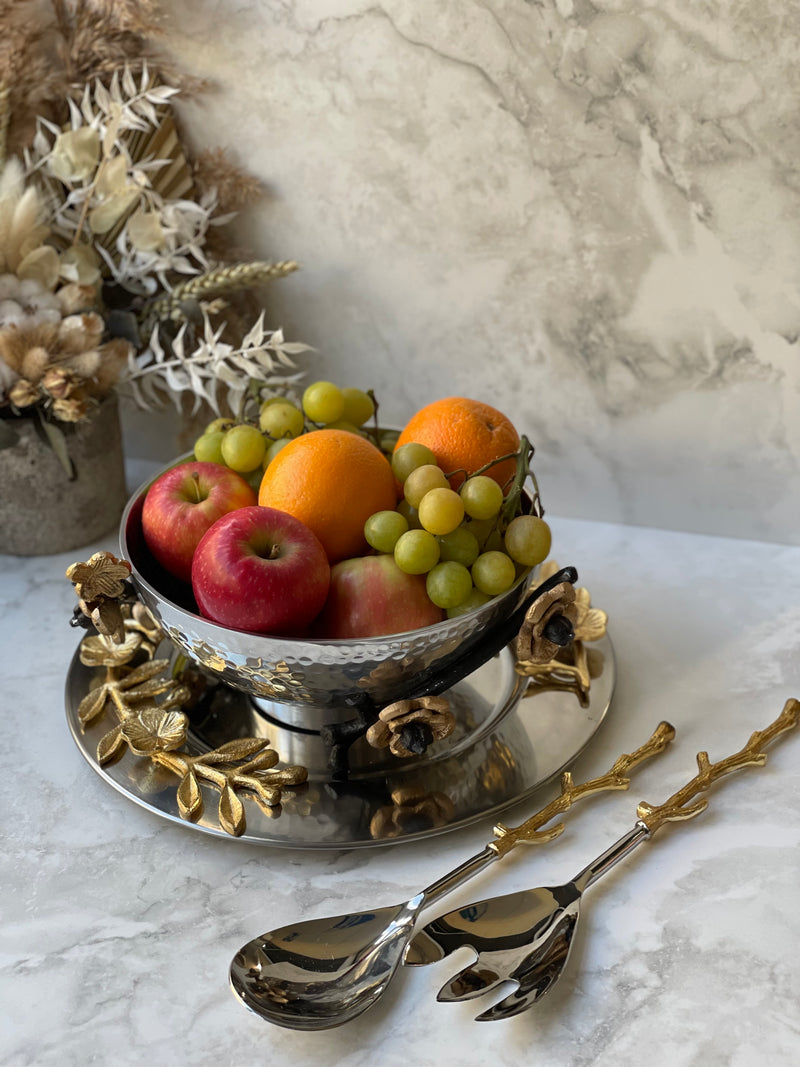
[489,720,676,857]
[637,699,799,834]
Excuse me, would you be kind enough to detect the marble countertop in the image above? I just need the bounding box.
[2,495,799,1067]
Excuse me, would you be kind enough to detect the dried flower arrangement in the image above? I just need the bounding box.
[0,0,309,474]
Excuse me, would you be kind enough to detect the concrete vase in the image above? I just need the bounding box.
[0,395,127,556]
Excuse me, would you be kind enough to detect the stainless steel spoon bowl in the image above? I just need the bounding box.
[228,723,675,1029]
[405,700,799,1021]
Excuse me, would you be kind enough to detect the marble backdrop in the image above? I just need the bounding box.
[123,0,800,544]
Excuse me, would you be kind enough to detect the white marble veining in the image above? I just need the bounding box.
[120,0,800,544]
[2,502,799,1065]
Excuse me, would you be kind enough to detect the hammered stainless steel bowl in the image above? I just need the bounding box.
[119,463,539,727]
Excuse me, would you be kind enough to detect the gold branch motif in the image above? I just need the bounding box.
[68,551,308,836]
[637,699,799,834]
[79,657,181,729]
[120,717,308,837]
[490,720,676,857]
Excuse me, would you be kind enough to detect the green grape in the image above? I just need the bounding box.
[324,419,364,435]
[394,529,441,574]
[438,526,480,567]
[426,561,473,609]
[446,587,491,619]
[483,528,505,553]
[418,487,465,536]
[404,464,449,509]
[193,430,226,464]
[302,380,345,424]
[340,387,375,427]
[244,467,264,493]
[221,424,267,472]
[204,416,235,434]
[397,498,422,529]
[504,515,552,566]
[471,550,517,596]
[392,441,437,484]
[460,475,504,520]
[258,399,304,438]
[365,510,409,553]
[462,516,497,548]
[262,436,291,469]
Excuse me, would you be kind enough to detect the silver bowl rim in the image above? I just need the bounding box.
[119,457,534,650]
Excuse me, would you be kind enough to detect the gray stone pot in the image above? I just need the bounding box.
[0,395,127,556]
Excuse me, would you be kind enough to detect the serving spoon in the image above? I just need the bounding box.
[404,699,799,1021]
[229,721,675,1029]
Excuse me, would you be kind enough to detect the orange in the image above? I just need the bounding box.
[258,429,397,563]
[394,397,520,491]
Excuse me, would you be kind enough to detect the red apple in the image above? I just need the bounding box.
[191,506,330,635]
[312,554,444,639]
[142,461,257,583]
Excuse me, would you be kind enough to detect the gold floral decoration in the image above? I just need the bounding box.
[67,551,308,836]
[370,785,456,840]
[366,695,456,759]
[516,560,609,706]
[515,572,578,666]
[66,551,132,639]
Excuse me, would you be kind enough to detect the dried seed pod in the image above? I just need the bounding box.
[8,377,40,407]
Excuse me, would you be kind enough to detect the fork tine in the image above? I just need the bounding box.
[474,985,534,1022]
[436,962,506,1003]
[473,911,579,1020]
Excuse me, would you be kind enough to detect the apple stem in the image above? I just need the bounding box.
[267,543,281,560]
[190,471,203,503]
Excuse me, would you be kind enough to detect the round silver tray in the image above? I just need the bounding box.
[65,633,615,849]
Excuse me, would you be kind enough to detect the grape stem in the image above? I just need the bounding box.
[458,435,543,528]
[501,435,543,526]
[362,388,382,448]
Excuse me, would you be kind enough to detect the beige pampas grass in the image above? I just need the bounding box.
[0,158,47,274]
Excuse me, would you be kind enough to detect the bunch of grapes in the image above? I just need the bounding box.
[364,442,552,618]
[191,380,388,488]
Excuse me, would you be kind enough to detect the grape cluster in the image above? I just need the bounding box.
[192,380,386,488]
[364,442,552,618]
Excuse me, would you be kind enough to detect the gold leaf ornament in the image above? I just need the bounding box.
[199,738,276,765]
[219,784,245,837]
[96,725,126,765]
[77,657,177,725]
[177,770,202,819]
